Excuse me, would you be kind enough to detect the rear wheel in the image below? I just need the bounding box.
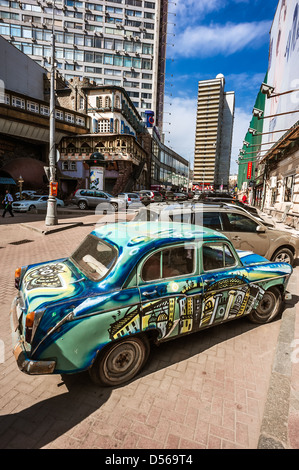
[271,247,294,266]
[248,287,282,324]
[89,335,150,387]
[111,202,118,212]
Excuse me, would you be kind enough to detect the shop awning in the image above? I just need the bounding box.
[0,177,16,185]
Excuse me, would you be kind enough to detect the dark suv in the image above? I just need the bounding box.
[133,202,299,265]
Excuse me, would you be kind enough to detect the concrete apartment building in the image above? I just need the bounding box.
[193,74,235,190]
[0,0,168,130]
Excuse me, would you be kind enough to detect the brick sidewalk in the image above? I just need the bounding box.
[0,213,297,449]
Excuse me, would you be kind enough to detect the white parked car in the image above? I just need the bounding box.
[12,195,64,212]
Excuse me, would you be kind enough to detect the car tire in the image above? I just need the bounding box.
[271,247,294,266]
[78,201,87,210]
[111,202,118,212]
[89,335,150,387]
[28,205,36,211]
[248,287,282,324]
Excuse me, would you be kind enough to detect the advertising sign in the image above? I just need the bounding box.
[90,167,104,191]
[263,0,299,147]
[246,161,253,179]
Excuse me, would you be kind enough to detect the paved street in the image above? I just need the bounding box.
[0,209,298,450]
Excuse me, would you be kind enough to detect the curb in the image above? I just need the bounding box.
[20,221,84,235]
[258,291,297,448]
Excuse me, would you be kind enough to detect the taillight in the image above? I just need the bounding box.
[15,267,22,289]
[128,197,131,202]
[25,311,35,343]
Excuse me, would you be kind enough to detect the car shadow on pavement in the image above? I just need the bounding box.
[0,315,269,449]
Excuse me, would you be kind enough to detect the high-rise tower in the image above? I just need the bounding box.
[193,74,235,190]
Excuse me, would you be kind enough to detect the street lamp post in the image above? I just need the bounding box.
[18,175,24,200]
[45,2,58,226]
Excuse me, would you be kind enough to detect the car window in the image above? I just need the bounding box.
[226,213,258,232]
[192,212,223,231]
[202,243,237,271]
[95,191,107,198]
[170,212,192,224]
[141,245,195,281]
[81,190,94,197]
[70,234,117,281]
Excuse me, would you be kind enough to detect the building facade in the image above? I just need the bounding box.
[0,0,168,130]
[193,74,235,190]
[0,36,88,192]
[56,77,151,196]
[238,0,299,227]
[151,126,189,190]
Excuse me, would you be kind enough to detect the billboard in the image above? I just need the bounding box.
[262,0,299,148]
[90,167,104,191]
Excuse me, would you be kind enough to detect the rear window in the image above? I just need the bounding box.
[70,234,117,281]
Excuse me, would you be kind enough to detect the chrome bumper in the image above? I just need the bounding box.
[10,296,56,375]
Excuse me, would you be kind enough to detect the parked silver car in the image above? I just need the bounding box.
[71,189,125,211]
[118,192,142,209]
[133,202,299,265]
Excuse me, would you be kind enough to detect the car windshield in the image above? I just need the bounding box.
[70,234,118,281]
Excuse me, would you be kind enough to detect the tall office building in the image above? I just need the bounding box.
[193,74,235,190]
[0,0,168,130]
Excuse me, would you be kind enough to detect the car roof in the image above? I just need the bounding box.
[92,221,228,251]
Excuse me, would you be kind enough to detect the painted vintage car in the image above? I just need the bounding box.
[11,222,293,387]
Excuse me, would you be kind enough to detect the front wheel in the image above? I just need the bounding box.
[111,202,118,212]
[89,335,150,387]
[248,287,282,324]
[78,200,87,210]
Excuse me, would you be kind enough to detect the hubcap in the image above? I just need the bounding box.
[104,341,143,381]
[275,252,291,264]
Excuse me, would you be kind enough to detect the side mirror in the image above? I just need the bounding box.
[256,225,266,233]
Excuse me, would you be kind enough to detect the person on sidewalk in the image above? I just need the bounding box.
[2,190,14,217]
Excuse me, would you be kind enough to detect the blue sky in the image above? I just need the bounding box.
[164,0,279,174]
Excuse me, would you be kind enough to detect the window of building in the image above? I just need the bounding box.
[76,116,85,126]
[284,175,295,202]
[55,110,64,120]
[12,96,25,109]
[40,105,50,116]
[98,119,110,133]
[27,101,39,113]
[65,113,75,123]
[104,96,111,107]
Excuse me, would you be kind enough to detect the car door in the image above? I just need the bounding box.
[199,241,263,326]
[39,196,48,209]
[138,243,204,341]
[221,212,270,257]
[94,191,109,207]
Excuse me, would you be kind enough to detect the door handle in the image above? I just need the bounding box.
[143,290,157,296]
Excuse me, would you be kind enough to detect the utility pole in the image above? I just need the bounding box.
[45,1,58,226]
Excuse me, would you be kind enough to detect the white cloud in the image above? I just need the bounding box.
[173,21,272,58]
[165,96,252,176]
[164,95,197,166]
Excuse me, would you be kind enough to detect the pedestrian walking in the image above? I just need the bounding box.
[2,190,14,217]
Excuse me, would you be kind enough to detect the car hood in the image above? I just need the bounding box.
[237,249,293,273]
[20,258,88,312]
